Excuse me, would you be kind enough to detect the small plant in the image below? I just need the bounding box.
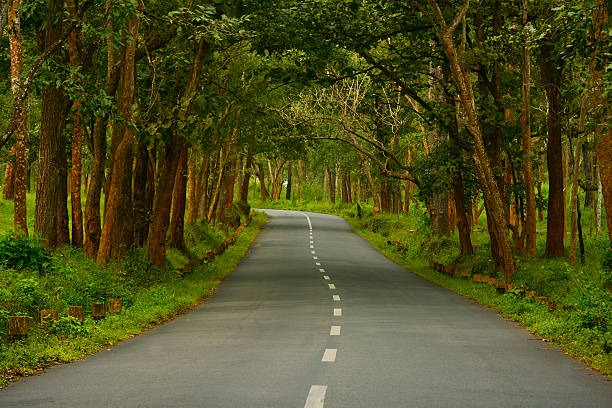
[601,248,612,272]
[0,233,47,270]
[47,316,90,337]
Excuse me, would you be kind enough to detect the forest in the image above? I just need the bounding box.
[0,0,611,381]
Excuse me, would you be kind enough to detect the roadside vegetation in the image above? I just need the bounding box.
[253,196,611,376]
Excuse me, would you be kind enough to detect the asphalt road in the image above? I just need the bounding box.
[1,209,610,407]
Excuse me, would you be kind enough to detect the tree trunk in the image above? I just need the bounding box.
[286,161,292,200]
[8,0,27,234]
[186,152,198,224]
[57,144,70,245]
[197,155,211,219]
[569,91,588,265]
[257,163,268,201]
[540,41,565,257]
[35,0,69,252]
[97,17,138,262]
[207,150,227,223]
[223,157,237,209]
[169,143,188,251]
[3,159,15,200]
[67,0,82,247]
[328,166,336,204]
[521,0,536,256]
[239,149,253,203]
[428,58,450,236]
[133,142,149,247]
[322,168,328,202]
[84,2,113,258]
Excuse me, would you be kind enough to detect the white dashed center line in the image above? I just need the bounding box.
[322,349,337,362]
[333,295,340,301]
[311,251,316,254]
[328,283,336,289]
[333,308,342,316]
[310,245,314,249]
[323,275,330,280]
[330,326,341,336]
[319,268,325,272]
[304,385,327,408]
[313,256,318,260]
[315,262,321,266]
[304,213,313,230]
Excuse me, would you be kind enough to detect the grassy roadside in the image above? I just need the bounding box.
[253,198,612,377]
[0,211,268,388]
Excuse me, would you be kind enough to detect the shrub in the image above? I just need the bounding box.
[0,234,46,270]
[47,316,90,337]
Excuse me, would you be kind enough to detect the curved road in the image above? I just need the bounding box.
[1,210,610,407]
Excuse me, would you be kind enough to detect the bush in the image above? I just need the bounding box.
[47,316,90,337]
[0,234,46,270]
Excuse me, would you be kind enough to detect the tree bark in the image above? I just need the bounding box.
[8,0,27,234]
[3,159,15,200]
[540,40,565,257]
[35,0,69,252]
[57,143,70,246]
[67,0,83,247]
[169,143,188,251]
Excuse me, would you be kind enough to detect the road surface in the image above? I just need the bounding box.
[1,209,610,407]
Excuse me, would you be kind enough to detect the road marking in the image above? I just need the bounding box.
[330,325,341,335]
[323,275,330,280]
[333,295,340,301]
[311,251,316,254]
[310,240,314,244]
[304,385,327,408]
[334,308,342,316]
[319,268,325,272]
[322,348,337,362]
[310,245,314,249]
[303,213,313,230]
[313,256,318,260]
[328,284,336,289]
[316,262,321,266]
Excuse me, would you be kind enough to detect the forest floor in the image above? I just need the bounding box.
[0,195,267,387]
[252,198,612,377]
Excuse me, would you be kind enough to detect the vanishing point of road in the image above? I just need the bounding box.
[1,209,610,407]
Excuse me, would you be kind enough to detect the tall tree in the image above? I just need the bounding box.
[8,0,27,235]
[35,0,70,251]
[97,14,138,262]
[540,36,565,257]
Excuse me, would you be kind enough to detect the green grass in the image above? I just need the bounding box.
[0,201,267,387]
[251,197,612,376]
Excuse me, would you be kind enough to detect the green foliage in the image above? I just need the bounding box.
[0,234,46,271]
[47,317,90,338]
